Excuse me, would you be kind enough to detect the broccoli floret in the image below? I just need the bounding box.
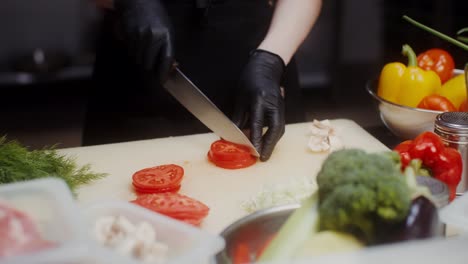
[259,149,414,262]
[316,149,412,243]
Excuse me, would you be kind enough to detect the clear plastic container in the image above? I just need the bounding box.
[439,192,468,232]
[0,177,87,263]
[82,201,225,264]
[6,244,126,264]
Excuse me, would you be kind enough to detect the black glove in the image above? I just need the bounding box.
[114,0,174,83]
[232,49,286,161]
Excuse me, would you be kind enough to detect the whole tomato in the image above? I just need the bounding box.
[417,48,455,84]
[417,94,457,112]
[459,99,468,112]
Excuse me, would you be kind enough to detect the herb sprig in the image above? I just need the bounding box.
[0,136,108,195]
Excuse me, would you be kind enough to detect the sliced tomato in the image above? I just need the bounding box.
[132,164,184,191]
[131,193,209,222]
[208,152,257,169]
[133,183,181,194]
[180,217,203,227]
[208,140,252,161]
[207,139,257,169]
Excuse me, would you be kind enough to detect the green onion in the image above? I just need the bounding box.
[402,15,468,51]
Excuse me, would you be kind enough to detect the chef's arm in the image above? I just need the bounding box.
[233,0,322,161]
[258,0,322,65]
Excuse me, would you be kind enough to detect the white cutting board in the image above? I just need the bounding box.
[58,119,388,235]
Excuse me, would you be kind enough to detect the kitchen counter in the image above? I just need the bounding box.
[58,119,389,234]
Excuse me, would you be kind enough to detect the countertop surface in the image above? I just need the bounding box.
[58,119,389,235]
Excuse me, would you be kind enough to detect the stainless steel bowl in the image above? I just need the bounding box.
[366,69,465,140]
[366,79,442,140]
[215,176,448,264]
[215,203,299,264]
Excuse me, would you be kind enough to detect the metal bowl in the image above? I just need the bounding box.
[215,176,448,264]
[215,203,299,264]
[366,79,442,140]
[366,69,465,140]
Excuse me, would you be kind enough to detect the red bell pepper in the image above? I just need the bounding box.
[432,147,463,201]
[407,132,445,167]
[393,140,413,169]
[394,131,462,201]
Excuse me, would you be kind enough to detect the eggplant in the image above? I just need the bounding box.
[374,196,443,245]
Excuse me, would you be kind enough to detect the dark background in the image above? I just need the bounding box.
[0,0,466,149]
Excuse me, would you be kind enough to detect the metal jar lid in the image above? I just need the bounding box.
[434,112,468,144]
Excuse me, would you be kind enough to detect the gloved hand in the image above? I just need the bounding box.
[232,49,286,161]
[114,0,174,83]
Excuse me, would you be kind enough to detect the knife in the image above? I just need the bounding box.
[162,66,260,157]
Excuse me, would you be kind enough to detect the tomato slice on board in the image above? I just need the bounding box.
[180,217,203,227]
[132,164,184,191]
[133,183,181,194]
[0,202,54,257]
[131,193,209,223]
[207,152,257,169]
[207,139,257,169]
[208,140,253,161]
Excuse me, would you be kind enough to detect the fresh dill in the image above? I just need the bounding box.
[0,136,108,194]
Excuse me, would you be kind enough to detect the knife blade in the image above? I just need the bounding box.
[162,67,260,157]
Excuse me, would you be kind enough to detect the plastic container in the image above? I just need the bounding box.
[82,201,225,264]
[439,192,468,232]
[6,244,126,264]
[0,178,87,263]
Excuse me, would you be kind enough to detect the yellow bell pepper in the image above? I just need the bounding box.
[435,74,467,109]
[377,44,441,107]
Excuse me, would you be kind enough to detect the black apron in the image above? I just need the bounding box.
[83,0,304,145]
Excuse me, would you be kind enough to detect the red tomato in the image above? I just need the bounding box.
[0,202,54,257]
[131,193,209,225]
[207,139,257,169]
[133,183,181,194]
[417,94,457,112]
[232,243,251,264]
[459,99,468,112]
[208,139,253,161]
[417,48,455,83]
[180,217,203,227]
[132,164,184,192]
[393,140,414,170]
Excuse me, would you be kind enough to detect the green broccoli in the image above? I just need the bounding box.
[259,148,413,262]
[316,149,411,243]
